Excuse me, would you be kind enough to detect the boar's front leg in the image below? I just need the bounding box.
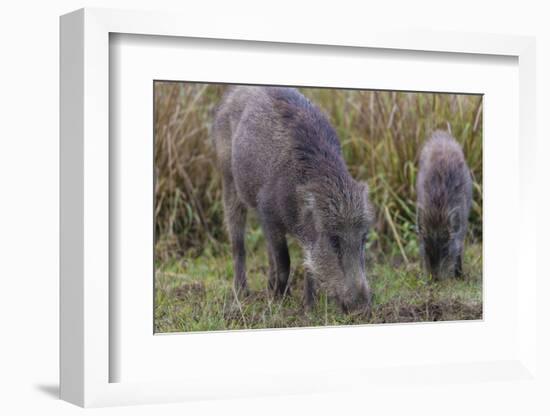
[454,253,463,278]
[259,212,291,298]
[222,179,248,296]
[267,232,291,298]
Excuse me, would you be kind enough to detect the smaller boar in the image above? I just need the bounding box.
[416,130,472,280]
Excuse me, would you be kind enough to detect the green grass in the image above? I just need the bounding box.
[154,236,482,333]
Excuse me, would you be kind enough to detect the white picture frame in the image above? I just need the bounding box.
[60,7,538,408]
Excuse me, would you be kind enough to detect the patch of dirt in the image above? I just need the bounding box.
[371,298,482,323]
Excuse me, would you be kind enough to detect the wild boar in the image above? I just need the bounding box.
[211,86,374,313]
[416,130,473,280]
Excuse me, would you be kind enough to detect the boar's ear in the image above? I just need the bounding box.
[449,209,461,235]
[359,181,375,224]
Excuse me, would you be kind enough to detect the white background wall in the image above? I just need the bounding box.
[0,1,548,414]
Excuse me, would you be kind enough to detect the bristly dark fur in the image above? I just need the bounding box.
[267,88,370,232]
[421,132,468,220]
[212,86,373,312]
[417,130,472,280]
[269,87,343,174]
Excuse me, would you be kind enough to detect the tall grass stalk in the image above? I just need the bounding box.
[154,82,482,262]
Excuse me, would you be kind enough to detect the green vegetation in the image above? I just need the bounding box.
[155,240,482,332]
[154,82,483,332]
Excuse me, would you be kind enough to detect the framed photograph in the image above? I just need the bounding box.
[152,81,483,334]
[60,8,538,408]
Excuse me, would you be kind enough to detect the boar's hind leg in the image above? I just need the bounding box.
[454,253,463,278]
[222,181,248,296]
[260,217,291,298]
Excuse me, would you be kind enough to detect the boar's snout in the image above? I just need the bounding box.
[339,279,372,316]
[427,266,442,282]
[427,259,455,281]
[423,241,458,281]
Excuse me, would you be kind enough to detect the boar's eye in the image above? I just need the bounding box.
[361,233,368,245]
[329,235,340,252]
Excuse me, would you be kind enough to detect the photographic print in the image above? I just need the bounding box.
[154,82,482,333]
